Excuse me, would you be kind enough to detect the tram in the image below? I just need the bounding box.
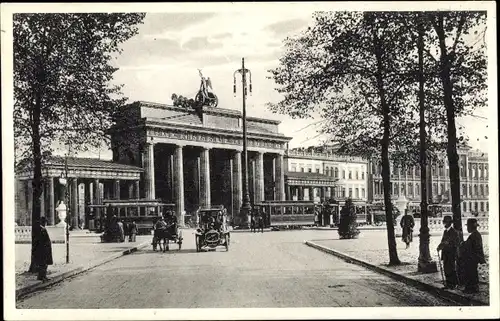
[253,200,317,230]
[87,199,176,235]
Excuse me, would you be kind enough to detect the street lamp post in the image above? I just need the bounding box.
[57,150,71,264]
[234,58,253,228]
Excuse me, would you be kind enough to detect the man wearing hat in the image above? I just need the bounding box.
[458,218,486,293]
[34,217,53,281]
[437,215,461,289]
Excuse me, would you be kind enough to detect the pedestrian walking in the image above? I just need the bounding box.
[457,218,486,293]
[34,217,53,282]
[437,215,461,289]
[258,214,264,233]
[129,221,137,242]
[117,220,125,242]
[251,215,256,233]
[400,211,415,249]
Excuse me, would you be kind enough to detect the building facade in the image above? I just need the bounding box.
[15,101,293,227]
[111,101,292,225]
[368,146,489,216]
[284,148,368,206]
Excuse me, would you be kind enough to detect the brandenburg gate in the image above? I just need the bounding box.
[111,101,292,225]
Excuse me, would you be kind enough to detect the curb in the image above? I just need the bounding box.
[304,240,488,306]
[16,241,150,300]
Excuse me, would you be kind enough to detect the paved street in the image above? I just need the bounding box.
[17,229,456,308]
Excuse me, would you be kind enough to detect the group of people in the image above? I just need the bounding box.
[400,211,486,294]
[101,215,138,243]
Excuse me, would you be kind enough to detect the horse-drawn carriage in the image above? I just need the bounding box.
[152,211,183,252]
[194,205,230,252]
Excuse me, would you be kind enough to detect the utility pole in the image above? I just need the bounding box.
[233,58,253,228]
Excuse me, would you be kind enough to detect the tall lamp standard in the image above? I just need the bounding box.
[233,58,253,228]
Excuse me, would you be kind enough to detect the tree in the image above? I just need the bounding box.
[425,12,487,238]
[338,198,360,239]
[13,13,145,272]
[268,12,422,265]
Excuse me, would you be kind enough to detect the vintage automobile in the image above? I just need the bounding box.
[194,205,230,252]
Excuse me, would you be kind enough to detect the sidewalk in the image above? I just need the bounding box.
[305,230,489,306]
[15,232,151,299]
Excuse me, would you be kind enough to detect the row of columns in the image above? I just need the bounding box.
[16,177,139,227]
[142,143,286,223]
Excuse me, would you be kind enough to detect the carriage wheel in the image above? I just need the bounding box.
[208,95,218,108]
[195,91,205,105]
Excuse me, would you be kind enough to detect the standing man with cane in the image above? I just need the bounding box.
[437,215,461,289]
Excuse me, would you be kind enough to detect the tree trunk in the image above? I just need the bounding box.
[371,17,400,265]
[28,93,43,272]
[434,18,464,241]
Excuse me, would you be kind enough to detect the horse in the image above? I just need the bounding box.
[153,223,179,252]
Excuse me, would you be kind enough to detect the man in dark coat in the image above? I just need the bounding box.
[34,217,53,281]
[437,215,461,289]
[400,212,415,249]
[257,214,264,233]
[458,218,486,293]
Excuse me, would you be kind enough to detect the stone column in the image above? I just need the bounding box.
[71,178,79,229]
[255,152,265,203]
[298,186,304,201]
[144,142,156,200]
[199,147,211,208]
[232,150,243,216]
[84,181,91,228]
[48,177,55,225]
[321,187,326,202]
[114,179,121,200]
[307,187,313,201]
[134,180,140,215]
[275,154,285,201]
[174,145,185,226]
[286,185,291,201]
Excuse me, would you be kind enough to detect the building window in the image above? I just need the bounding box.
[355,188,359,198]
[440,183,445,195]
[349,171,352,179]
[480,185,484,196]
[416,183,420,195]
[342,188,346,198]
[479,165,483,179]
[469,184,472,197]
[485,165,488,178]
[334,168,339,178]
[474,185,478,196]
[439,165,444,177]
[361,172,365,180]
[301,167,305,172]
[316,168,320,174]
[401,184,405,195]
[349,188,353,198]
[433,183,438,196]
[394,183,399,195]
[486,202,489,212]
[362,188,365,198]
[480,202,484,212]
[474,202,478,212]
[462,184,467,197]
[408,183,413,196]
[356,171,359,180]
[463,203,467,212]
[308,168,312,173]
[291,163,297,172]
[486,185,489,195]
[342,170,346,179]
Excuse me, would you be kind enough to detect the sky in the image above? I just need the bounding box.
[78,10,490,159]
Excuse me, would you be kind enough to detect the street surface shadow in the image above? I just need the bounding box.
[133,248,199,255]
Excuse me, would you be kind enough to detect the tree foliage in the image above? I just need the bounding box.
[13,12,145,271]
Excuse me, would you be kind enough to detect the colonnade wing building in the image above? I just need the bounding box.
[110,101,292,224]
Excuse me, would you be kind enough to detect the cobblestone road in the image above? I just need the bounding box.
[17,229,457,308]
